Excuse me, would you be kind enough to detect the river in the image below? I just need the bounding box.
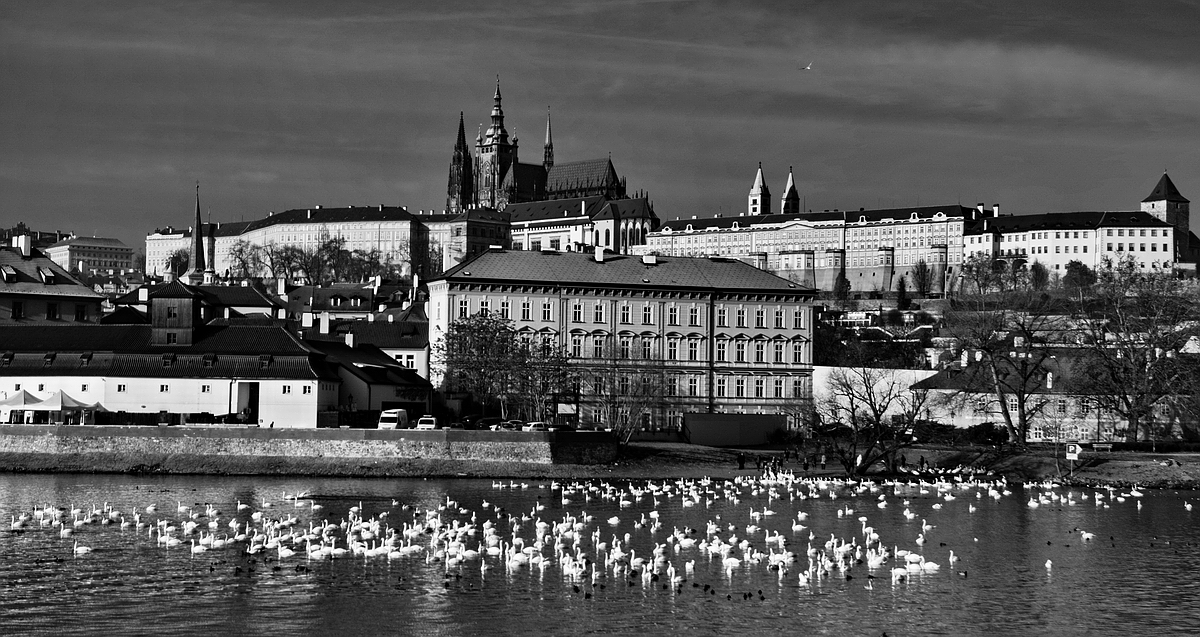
[1,472,1197,636]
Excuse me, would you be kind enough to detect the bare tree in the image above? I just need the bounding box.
[226,239,263,279]
[433,313,525,419]
[961,252,997,295]
[814,365,930,476]
[1076,255,1200,442]
[581,336,669,443]
[165,248,190,278]
[911,260,934,296]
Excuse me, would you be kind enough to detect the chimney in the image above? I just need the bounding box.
[12,235,31,257]
[388,315,394,323]
[301,313,313,328]
[594,246,605,263]
[320,311,331,335]
[138,287,149,303]
[276,308,286,319]
[960,349,968,367]
[344,332,355,348]
[642,254,657,266]
[368,313,375,322]
[992,203,1000,217]
[276,278,287,296]
[224,307,231,319]
[976,203,984,215]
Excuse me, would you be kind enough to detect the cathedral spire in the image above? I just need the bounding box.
[448,112,475,211]
[543,106,554,170]
[748,163,771,216]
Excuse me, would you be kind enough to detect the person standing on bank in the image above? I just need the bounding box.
[820,453,826,470]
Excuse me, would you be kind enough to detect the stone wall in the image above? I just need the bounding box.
[0,425,618,476]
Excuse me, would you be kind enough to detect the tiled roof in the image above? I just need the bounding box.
[304,340,431,388]
[148,280,203,300]
[0,246,104,300]
[0,323,315,356]
[307,319,429,349]
[239,206,416,234]
[116,283,281,309]
[504,196,608,223]
[435,250,815,294]
[964,211,1170,236]
[592,198,655,221]
[1143,173,1189,204]
[47,236,131,250]
[545,158,618,194]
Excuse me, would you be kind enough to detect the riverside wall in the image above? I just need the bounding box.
[0,425,618,477]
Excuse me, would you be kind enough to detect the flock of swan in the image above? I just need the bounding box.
[3,472,1178,598]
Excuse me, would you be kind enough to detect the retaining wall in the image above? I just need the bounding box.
[0,425,618,476]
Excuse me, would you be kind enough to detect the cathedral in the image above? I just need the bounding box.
[446,80,629,211]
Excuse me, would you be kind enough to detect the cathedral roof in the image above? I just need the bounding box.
[591,198,655,221]
[545,158,618,194]
[1143,173,1189,203]
[504,196,609,223]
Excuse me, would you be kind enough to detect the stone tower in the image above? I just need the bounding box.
[1140,172,1190,260]
[749,163,771,216]
[780,166,800,215]
[543,107,554,171]
[447,112,475,212]
[474,78,516,209]
[182,184,206,286]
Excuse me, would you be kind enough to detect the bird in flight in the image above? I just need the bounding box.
[800,61,813,70]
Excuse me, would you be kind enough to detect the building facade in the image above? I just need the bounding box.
[1,236,105,324]
[427,249,817,428]
[44,237,134,274]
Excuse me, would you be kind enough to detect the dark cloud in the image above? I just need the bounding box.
[2,0,1199,248]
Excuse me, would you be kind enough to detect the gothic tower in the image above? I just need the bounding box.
[780,166,800,215]
[748,163,771,216]
[1141,172,1190,260]
[543,107,554,171]
[447,112,475,212]
[182,183,206,286]
[474,78,516,209]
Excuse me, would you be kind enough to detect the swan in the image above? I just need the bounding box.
[73,540,92,555]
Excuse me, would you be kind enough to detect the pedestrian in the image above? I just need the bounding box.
[820,453,826,470]
[919,455,927,471]
[900,454,907,469]
[737,452,746,471]
[803,456,809,472]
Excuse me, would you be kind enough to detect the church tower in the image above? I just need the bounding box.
[182,183,207,286]
[447,112,475,212]
[748,163,771,215]
[474,78,516,209]
[780,166,800,215]
[1141,172,1190,260]
[543,107,554,171]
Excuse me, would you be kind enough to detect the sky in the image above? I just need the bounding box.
[3,0,1200,251]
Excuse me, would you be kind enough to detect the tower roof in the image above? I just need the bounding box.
[749,162,769,196]
[782,166,798,198]
[1143,172,1189,203]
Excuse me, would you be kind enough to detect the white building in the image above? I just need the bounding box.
[44,236,134,274]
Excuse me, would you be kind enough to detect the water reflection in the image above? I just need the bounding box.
[1,473,1198,636]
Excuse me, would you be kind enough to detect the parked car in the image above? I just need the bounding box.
[468,416,504,431]
[547,423,576,432]
[491,420,523,431]
[521,421,550,432]
[378,409,409,430]
[415,415,439,430]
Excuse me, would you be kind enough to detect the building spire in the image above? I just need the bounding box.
[183,181,206,284]
[447,112,475,211]
[543,106,554,170]
[748,163,771,216]
[781,165,800,215]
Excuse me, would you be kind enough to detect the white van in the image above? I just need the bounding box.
[378,409,409,430]
[415,415,439,430]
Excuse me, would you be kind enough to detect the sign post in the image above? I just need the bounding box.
[1065,443,1080,477]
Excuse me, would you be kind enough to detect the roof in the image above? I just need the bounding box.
[47,236,131,250]
[307,318,430,349]
[116,282,281,310]
[433,250,815,295]
[504,196,608,223]
[545,158,619,194]
[910,354,1087,395]
[1143,173,1189,204]
[965,211,1171,236]
[0,323,316,356]
[304,340,431,388]
[656,205,975,232]
[235,206,416,234]
[592,198,655,222]
[0,246,104,301]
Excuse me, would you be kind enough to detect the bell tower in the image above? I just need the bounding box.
[1141,172,1190,260]
[474,77,516,209]
[748,163,771,216]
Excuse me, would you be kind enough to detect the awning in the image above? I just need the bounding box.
[0,389,42,408]
[22,390,106,412]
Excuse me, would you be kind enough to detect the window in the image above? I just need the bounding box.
[542,301,553,322]
[116,384,126,393]
[774,309,784,329]
[793,309,804,329]
[716,341,727,362]
[594,303,605,323]
[735,341,746,362]
[774,341,784,363]
[530,240,542,251]
[479,299,490,315]
[792,342,804,363]
[1107,229,1113,236]
[619,336,631,359]
[303,386,312,395]
[166,306,177,319]
[160,384,169,393]
[774,378,784,398]
[667,338,678,360]
[717,308,727,327]
[46,303,58,320]
[571,335,583,358]
[755,309,765,328]
[12,301,23,320]
[593,337,605,358]
[1140,243,1146,252]
[38,383,44,392]
[201,385,211,393]
[458,298,469,318]
[736,308,746,328]
[74,304,87,322]
[716,377,727,397]
[282,385,292,394]
[642,304,653,325]
[572,303,583,323]
[80,384,88,392]
[755,341,765,363]
[549,239,560,251]
[1107,243,1113,251]
[735,378,745,398]
[668,306,678,325]
[755,378,765,398]
[641,338,653,359]
[1164,243,1169,252]
[165,333,178,344]
[689,306,701,327]
[688,340,699,361]
[620,304,631,324]
[688,377,699,397]
[500,300,510,319]
[1057,399,1067,415]
[521,301,531,321]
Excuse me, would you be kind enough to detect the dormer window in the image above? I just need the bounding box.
[1,352,12,367]
[43,353,55,367]
[37,267,55,284]
[79,353,92,367]
[162,353,176,367]
[259,355,272,369]
[202,354,216,368]
[1,265,16,283]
